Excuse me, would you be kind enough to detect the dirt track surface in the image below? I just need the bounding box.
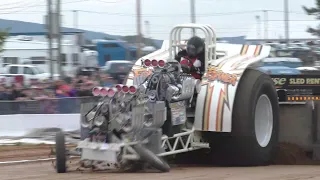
[0,145,320,179]
[0,143,320,180]
[0,144,76,161]
[0,163,320,180]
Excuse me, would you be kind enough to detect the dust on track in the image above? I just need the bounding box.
[0,128,320,180]
[1,162,320,180]
[0,144,320,180]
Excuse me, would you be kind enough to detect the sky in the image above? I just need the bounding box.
[0,0,319,40]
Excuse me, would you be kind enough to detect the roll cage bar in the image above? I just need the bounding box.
[168,24,217,72]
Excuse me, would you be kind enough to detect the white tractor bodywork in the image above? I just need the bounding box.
[126,24,271,133]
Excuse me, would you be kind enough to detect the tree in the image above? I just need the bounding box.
[0,29,8,52]
[303,0,320,36]
[104,37,116,40]
[121,35,157,47]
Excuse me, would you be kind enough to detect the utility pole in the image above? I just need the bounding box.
[136,0,142,59]
[144,20,150,39]
[56,0,63,78]
[190,0,196,35]
[263,10,269,40]
[73,10,78,29]
[47,0,54,79]
[284,0,290,46]
[73,10,80,69]
[255,15,261,39]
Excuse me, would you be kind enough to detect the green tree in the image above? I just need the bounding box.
[104,37,115,40]
[303,0,320,36]
[0,29,8,52]
[121,35,157,47]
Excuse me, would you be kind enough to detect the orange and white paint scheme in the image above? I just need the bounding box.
[194,44,271,132]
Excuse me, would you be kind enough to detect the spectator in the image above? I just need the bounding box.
[69,83,78,97]
[30,79,38,86]
[56,84,71,98]
[31,86,49,100]
[53,79,66,91]
[11,83,26,100]
[77,81,94,97]
[0,85,11,100]
[5,86,14,100]
[0,69,111,101]
[90,71,100,82]
[40,79,52,89]
[41,89,57,113]
[16,88,32,101]
[100,73,116,87]
[45,89,56,98]
[68,78,81,97]
[82,76,89,83]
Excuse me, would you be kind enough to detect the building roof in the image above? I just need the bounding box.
[0,18,122,40]
[0,18,81,35]
[0,18,166,48]
[3,39,73,50]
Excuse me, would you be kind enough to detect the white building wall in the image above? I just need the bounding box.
[0,39,80,75]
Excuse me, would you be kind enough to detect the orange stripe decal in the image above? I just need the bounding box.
[203,85,214,131]
[254,45,262,56]
[240,45,249,55]
[215,84,230,131]
[229,55,253,69]
[217,54,240,69]
[201,84,208,130]
[216,45,247,69]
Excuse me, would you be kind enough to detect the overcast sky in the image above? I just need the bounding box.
[0,0,319,40]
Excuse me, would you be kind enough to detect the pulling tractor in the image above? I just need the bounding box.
[53,24,319,173]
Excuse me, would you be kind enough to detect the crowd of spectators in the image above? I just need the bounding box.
[0,72,118,101]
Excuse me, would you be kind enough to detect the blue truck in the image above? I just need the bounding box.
[83,40,138,67]
[254,57,302,75]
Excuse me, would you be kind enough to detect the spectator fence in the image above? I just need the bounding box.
[0,97,99,115]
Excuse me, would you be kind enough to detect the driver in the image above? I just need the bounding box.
[175,36,205,79]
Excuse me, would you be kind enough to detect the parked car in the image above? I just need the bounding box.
[76,67,100,77]
[260,57,303,68]
[100,60,134,84]
[0,64,59,86]
[257,66,301,75]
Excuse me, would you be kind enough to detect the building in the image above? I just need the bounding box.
[245,38,320,45]
[0,35,94,76]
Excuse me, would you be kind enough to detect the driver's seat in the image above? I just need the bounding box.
[168,24,217,79]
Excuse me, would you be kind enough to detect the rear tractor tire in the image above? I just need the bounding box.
[55,131,67,173]
[209,69,280,166]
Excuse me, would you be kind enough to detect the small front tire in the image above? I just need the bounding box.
[55,131,67,173]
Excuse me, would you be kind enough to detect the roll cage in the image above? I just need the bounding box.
[168,24,217,72]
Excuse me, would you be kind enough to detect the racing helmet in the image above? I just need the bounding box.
[186,36,205,58]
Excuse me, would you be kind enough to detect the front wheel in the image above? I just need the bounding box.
[55,131,67,173]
